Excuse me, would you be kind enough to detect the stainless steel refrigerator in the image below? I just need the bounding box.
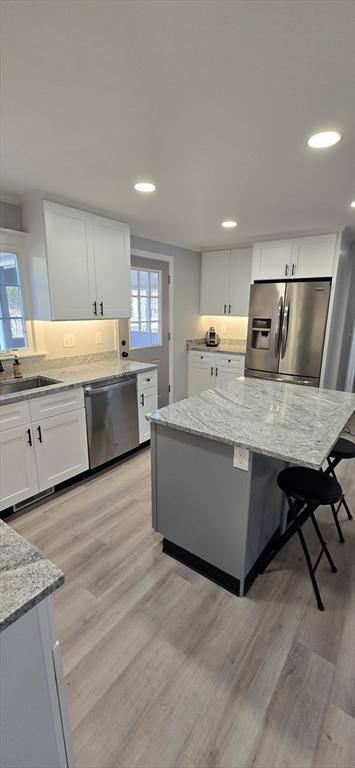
[245,280,331,386]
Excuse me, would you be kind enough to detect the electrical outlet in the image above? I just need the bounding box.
[63,333,75,348]
[95,331,102,345]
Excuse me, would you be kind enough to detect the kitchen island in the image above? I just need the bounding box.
[148,378,355,596]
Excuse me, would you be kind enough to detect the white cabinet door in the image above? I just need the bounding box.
[43,201,96,320]
[200,251,231,315]
[188,358,215,396]
[138,387,158,443]
[229,248,252,315]
[291,234,337,279]
[252,241,292,281]
[0,425,39,511]
[93,215,130,319]
[34,409,89,491]
[214,356,245,387]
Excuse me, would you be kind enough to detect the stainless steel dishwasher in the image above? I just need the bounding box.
[84,375,139,469]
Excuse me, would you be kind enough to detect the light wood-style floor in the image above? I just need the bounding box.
[8,439,355,768]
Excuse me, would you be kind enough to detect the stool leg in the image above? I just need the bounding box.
[310,513,337,572]
[296,527,324,611]
[330,503,345,543]
[342,495,353,521]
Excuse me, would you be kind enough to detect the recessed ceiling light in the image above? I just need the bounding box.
[222,220,238,228]
[350,200,355,208]
[134,182,156,192]
[307,131,341,149]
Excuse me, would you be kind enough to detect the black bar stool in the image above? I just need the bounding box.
[327,438,355,529]
[260,466,342,611]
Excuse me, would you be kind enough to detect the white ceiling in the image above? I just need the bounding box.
[1,0,354,250]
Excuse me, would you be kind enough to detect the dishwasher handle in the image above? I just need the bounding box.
[85,377,136,396]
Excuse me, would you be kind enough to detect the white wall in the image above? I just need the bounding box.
[131,235,201,401]
[32,319,117,359]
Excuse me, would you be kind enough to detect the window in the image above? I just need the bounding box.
[130,268,161,348]
[0,251,27,350]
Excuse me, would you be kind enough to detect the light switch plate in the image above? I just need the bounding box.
[63,333,75,348]
[233,446,249,471]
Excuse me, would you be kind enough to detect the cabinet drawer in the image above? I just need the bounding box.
[137,369,157,392]
[29,387,84,421]
[0,400,31,431]
[216,355,245,369]
[189,350,215,364]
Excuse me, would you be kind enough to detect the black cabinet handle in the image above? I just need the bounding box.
[93,301,97,316]
[100,301,104,316]
[26,428,32,447]
[285,264,289,276]
[211,366,214,376]
[291,263,296,276]
[140,393,145,406]
[224,304,227,314]
[215,367,218,376]
[37,425,42,443]
[229,304,231,314]
[146,377,151,382]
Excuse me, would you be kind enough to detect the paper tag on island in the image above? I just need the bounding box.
[233,446,249,471]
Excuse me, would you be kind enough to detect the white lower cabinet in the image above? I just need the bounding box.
[33,409,89,490]
[188,350,245,396]
[0,425,39,511]
[137,371,158,443]
[0,390,89,511]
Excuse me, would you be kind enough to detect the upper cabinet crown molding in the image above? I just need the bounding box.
[200,247,252,317]
[251,234,339,282]
[22,200,130,321]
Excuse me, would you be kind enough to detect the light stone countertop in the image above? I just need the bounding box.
[147,376,355,469]
[187,338,246,356]
[0,358,157,406]
[0,520,64,632]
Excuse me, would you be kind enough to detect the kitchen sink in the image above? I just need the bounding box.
[0,376,60,395]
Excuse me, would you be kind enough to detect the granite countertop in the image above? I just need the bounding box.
[0,520,64,632]
[187,338,246,356]
[147,377,355,469]
[0,359,157,406]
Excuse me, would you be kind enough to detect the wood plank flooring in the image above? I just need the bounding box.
[8,439,355,768]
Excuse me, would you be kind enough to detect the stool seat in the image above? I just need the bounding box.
[278,466,342,506]
[329,437,355,460]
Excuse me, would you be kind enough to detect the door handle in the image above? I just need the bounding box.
[280,299,290,358]
[93,300,97,316]
[100,301,104,316]
[26,428,32,447]
[275,296,284,357]
[37,425,43,443]
[224,304,227,315]
[228,304,231,314]
[285,264,289,276]
[140,393,145,406]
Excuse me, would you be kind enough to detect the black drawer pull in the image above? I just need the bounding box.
[100,301,104,316]
[37,425,42,443]
[26,428,32,447]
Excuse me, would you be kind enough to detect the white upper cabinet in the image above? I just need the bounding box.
[200,251,230,315]
[291,234,337,279]
[92,215,130,319]
[200,248,252,316]
[23,199,130,320]
[252,234,338,282]
[252,240,292,281]
[44,202,96,320]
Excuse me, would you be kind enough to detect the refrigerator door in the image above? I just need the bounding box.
[245,282,285,374]
[278,280,331,380]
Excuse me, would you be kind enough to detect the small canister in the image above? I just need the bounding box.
[13,355,23,378]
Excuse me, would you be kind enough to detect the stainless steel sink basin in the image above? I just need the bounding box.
[0,376,60,395]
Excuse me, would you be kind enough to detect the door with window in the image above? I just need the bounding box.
[129,256,170,408]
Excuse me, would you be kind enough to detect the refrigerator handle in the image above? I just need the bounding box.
[280,298,290,358]
[274,296,283,357]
